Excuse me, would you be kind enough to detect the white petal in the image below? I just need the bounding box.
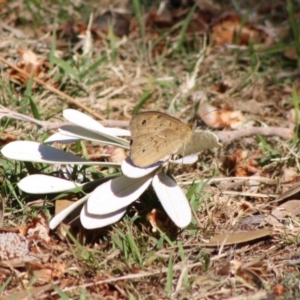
[108,128,131,137]
[152,172,192,228]
[44,132,80,144]
[18,174,82,194]
[170,154,198,165]
[80,204,126,229]
[58,125,129,149]
[87,174,153,215]
[177,131,221,156]
[1,141,88,163]
[63,109,129,147]
[49,195,89,230]
[121,157,161,178]
[1,141,121,167]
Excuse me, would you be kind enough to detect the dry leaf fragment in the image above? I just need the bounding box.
[263,215,283,228]
[93,11,130,37]
[271,200,300,219]
[107,147,127,164]
[26,261,66,284]
[230,259,265,287]
[7,49,52,87]
[275,182,300,203]
[273,284,287,296]
[26,213,51,243]
[0,132,17,146]
[147,209,177,236]
[7,283,54,300]
[204,229,272,246]
[211,11,271,47]
[210,81,231,93]
[224,149,261,177]
[198,102,245,129]
[280,167,299,183]
[284,47,298,60]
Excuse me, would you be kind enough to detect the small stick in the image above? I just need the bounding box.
[215,127,293,143]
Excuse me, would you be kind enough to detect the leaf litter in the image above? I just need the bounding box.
[0,0,300,299]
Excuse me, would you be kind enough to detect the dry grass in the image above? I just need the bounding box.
[1,0,300,299]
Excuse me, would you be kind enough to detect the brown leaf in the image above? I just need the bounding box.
[284,47,298,60]
[224,149,261,177]
[210,81,231,93]
[211,11,272,47]
[198,102,245,129]
[280,167,299,183]
[26,261,66,284]
[275,182,300,203]
[271,200,300,219]
[203,229,272,246]
[107,147,127,164]
[7,283,54,300]
[55,222,72,241]
[7,49,53,87]
[0,131,17,146]
[26,212,51,243]
[93,11,130,37]
[263,215,283,227]
[230,259,266,287]
[273,284,287,296]
[147,209,178,236]
[55,199,76,215]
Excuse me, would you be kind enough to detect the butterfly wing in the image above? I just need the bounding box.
[129,112,192,167]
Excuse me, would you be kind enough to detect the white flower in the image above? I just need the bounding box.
[1,109,221,230]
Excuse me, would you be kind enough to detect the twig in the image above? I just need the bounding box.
[179,176,278,186]
[0,55,105,120]
[0,105,128,131]
[215,127,293,143]
[220,190,277,198]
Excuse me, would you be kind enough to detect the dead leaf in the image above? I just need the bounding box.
[211,11,272,47]
[273,284,287,296]
[210,81,231,93]
[284,47,298,60]
[224,149,261,177]
[55,199,76,215]
[107,147,127,164]
[263,215,283,227]
[26,212,51,243]
[274,182,300,203]
[198,102,245,129]
[271,200,300,219]
[280,167,299,183]
[26,261,66,284]
[0,131,17,146]
[7,283,54,300]
[230,259,266,287]
[93,11,130,37]
[56,222,72,240]
[202,229,272,246]
[7,49,53,87]
[147,209,178,236]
